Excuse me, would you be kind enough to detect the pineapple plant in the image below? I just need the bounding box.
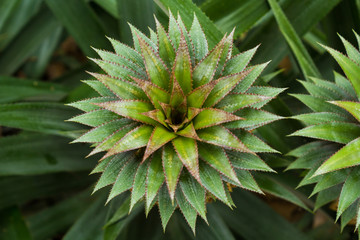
[289,32,360,231]
[68,11,284,231]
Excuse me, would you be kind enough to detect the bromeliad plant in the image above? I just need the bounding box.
[289,32,360,231]
[69,12,284,231]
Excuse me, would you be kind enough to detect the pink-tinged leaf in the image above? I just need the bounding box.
[103,125,153,159]
[143,126,177,161]
[162,144,183,202]
[187,81,216,108]
[159,102,172,119]
[88,72,147,100]
[172,35,192,94]
[169,76,187,109]
[146,150,165,211]
[216,94,271,113]
[193,108,242,129]
[177,122,199,139]
[187,107,203,122]
[313,137,360,176]
[203,69,252,108]
[192,35,227,88]
[197,126,253,153]
[155,17,176,67]
[130,76,170,110]
[136,32,170,90]
[94,100,157,125]
[198,142,240,185]
[141,109,167,126]
[330,101,360,121]
[88,122,138,156]
[172,136,200,182]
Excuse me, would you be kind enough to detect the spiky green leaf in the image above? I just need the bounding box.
[180,171,207,223]
[146,151,165,211]
[172,136,199,182]
[193,108,241,129]
[162,144,183,201]
[314,137,360,176]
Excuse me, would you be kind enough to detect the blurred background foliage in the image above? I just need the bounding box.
[0,0,359,239]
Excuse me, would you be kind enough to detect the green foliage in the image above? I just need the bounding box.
[290,32,360,231]
[70,13,284,231]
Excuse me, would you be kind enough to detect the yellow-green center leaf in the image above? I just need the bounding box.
[143,126,177,161]
[130,77,170,110]
[187,81,216,108]
[216,94,271,113]
[203,69,252,108]
[193,108,242,129]
[141,109,167,126]
[197,126,252,153]
[176,122,199,139]
[104,125,153,158]
[169,76,186,109]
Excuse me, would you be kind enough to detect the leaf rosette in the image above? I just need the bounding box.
[289,32,360,231]
[69,12,283,232]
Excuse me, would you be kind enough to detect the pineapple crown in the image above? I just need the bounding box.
[289,32,360,231]
[69,11,284,232]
